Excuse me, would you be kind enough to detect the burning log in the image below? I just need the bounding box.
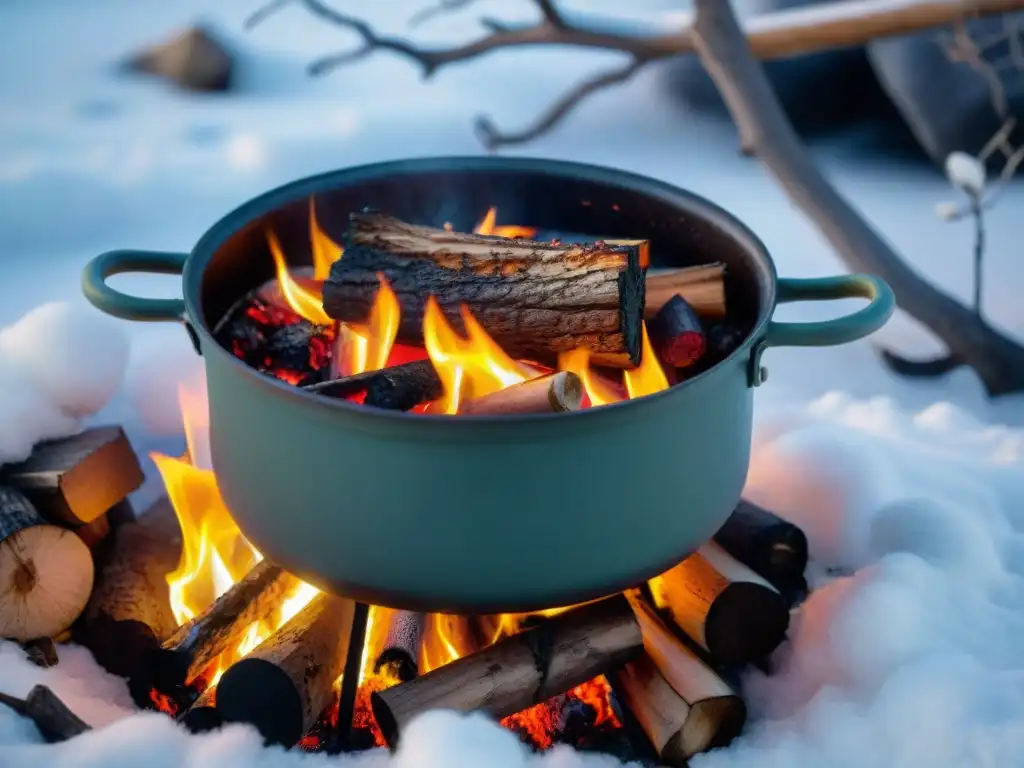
[0,426,145,527]
[0,685,90,743]
[375,610,426,682]
[21,637,59,668]
[179,685,222,733]
[652,543,789,665]
[214,593,357,747]
[322,212,647,368]
[370,594,644,747]
[305,359,442,410]
[0,487,93,641]
[645,264,726,320]
[151,561,304,695]
[459,371,583,415]
[713,500,809,593]
[74,497,181,687]
[647,295,706,369]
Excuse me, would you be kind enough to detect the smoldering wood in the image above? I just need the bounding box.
[653,542,789,665]
[21,637,59,668]
[375,610,426,682]
[0,487,94,641]
[712,499,809,592]
[214,593,357,747]
[322,212,646,368]
[458,371,583,415]
[328,601,370,752]
[647,295,706,368]
[0,685,91,743]
[370,594,644,747]
[0,426,145,526]
[304,359,443,410]
[179,684,222,733]
[152,561,304,694]
[74,497,181,692]
[644,264,726,320]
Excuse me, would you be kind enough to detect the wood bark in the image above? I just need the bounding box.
[370,594,644,747]
[0,487,93,641]
[645,264,726,319]
[214,592,356,747]
[0,685,91,743]
[375,610,426,682]
[305,359,442,409]
[322,212,647,367]
[713,499,808,593]
[0,426,144,526]
[458,371,583,415]
[152,561,304,693]
[689,0,1024,396]
[653,542,789,664]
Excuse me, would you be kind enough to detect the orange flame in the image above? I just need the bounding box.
[310,199,343,280]
[474,207,538,239]
[268,230,332,325]
[557,349,623,407]
[623,324,669,399]
[334,275,400,378]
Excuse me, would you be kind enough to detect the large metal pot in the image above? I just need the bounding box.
[81,156,894,614]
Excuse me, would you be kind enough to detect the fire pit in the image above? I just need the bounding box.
[81,156,893,614]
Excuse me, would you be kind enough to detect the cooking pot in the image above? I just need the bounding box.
[82,156,894,614]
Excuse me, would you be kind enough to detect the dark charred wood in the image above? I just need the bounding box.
[652,543,789,665]
[644,264,727,320]
[648,295,706,368]
[152,561,304,695]
[713,499,808,593]
[304,359,442,410]
[1,426,144,526]
[0,685,90,743]
[327,601,370,752]
[21,637,59,668]
[265,321,329,381]
[105,499,137,528]
[375,610,426,682]
[322,212,646,368]
[215,593,357,747]
[705,322,746,359]
[179,685,222,733]
[75,497,181,698]
[370,594,644,747]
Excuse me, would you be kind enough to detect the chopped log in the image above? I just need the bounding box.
[0,487,93,641]
[375,610,426,682]
[458,371,583,415]
[713,500,809,592]
[651,542,789,664]
[21,637,59,668]
[179,684,222,733]
[645,264,726,320]
[648,295,706,368]
[305,359,443,410]
[322,212,647,368]
[370,594,644,747]
[1,426,144,526]
[74,513,111,552]
[0,685,91,743]
[74,497,181,690]
[151,561,304,695]
[214,593,356,747]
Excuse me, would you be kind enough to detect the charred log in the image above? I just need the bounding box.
[375,610,426,682]
[712,500,808,594]
[0,685,90,743]
[370,595,644,747]
[458,371,583,415]
[0,487,93,641]
[214,593,357,747]
[305,359,442,410]
[322,212,646,368]
[647,295,706,369]
[179,685,222,734]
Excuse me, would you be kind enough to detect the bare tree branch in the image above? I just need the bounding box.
[408,0,474,29]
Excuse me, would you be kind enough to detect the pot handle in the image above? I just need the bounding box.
[81,250,189,322]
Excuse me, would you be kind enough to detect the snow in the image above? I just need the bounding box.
[1,0,1024,766]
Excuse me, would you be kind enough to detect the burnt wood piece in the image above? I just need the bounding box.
[74,498,181,696]
[370,594,645,747]
[0,685,91,743]
[329,601,370,752]
[647,295,706,369]
[0,487,94,641]
[713,500,809,594]
[375,610,426,683]
[652,542,790,665]
[1,426,144,526]
[644,264,726,320]
[304,359,442,410]
[458,371,583,415]
[179,685,222,733]
[21,637,59,668]
[322,212,647,368]
[214,593,357,747]
[152,561,304,695]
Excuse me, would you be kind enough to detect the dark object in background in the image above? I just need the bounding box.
[867,12,1024,166]
[0,686,90,743]
[127,25,234,93]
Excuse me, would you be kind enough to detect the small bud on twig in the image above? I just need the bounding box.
[944,151,986,197]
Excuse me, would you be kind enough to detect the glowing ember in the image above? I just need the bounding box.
[474,207,538,239]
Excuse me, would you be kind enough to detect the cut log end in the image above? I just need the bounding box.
[217,657,305,747]
[705,582,789,663]
[459,371,583,415]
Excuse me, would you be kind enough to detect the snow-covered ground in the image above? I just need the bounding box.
[2,0,1024,766]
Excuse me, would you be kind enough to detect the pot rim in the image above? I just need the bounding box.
[185,155,777,425]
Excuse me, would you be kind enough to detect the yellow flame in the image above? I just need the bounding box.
[473,207,538,239]
[310,199,343,281]
[332,275,400,378]
[623,323,670,399]
[267,230,332,325]
[558,349,622,406]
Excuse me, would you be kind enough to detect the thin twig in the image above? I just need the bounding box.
[408,0,474,28]
[971,195,985,317]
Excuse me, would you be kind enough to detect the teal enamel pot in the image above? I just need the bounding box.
[81,156,894,614]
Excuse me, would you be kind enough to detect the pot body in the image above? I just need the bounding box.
[82,156,894,613]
